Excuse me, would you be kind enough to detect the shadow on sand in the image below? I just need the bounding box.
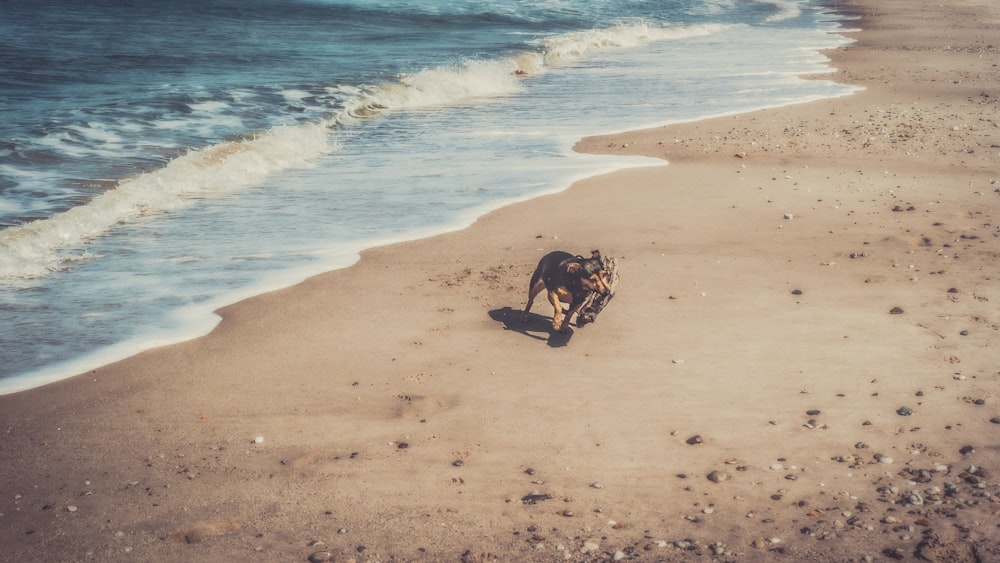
[488,306,573,348]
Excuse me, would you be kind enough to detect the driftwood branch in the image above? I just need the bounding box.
[577,255,619,326]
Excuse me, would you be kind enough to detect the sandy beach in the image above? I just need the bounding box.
[2,0,998,561]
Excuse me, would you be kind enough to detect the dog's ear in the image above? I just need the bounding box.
[591,249,602,261]
[566,262,582,274]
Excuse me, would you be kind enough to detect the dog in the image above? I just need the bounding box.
[521,249,611,333]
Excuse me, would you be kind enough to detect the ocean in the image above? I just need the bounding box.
[0,0,858,393]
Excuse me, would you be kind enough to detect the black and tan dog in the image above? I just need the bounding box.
[522,250,611,333]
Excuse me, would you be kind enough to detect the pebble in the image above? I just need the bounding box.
[253,436,264,444]
[581,541,600,554]
[686,435,703,445]
[452,460,464,467]
[308,552,333,563]
[66,505,78,513]
[890,307,904,315]
[590,482,604,489]
[707,470,728,483]
[806,409,821,416]
[614,550,626,560]
[896,406,913,416]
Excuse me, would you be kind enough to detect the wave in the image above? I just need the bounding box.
[329,21,734,119]
[761,0,802,23]
[0,20,731,282]
[0,124,330,280]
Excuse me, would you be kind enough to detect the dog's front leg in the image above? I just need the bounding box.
[547,291,567,332]
[562,299,589,332]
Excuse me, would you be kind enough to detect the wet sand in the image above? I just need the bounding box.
[2,0,998,561]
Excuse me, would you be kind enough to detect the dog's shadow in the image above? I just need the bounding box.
[489,307,573,348]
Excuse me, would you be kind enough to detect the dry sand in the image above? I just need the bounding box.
[2,0,998,561]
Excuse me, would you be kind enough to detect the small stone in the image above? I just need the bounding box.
[525,467,536,476]
[806,409,820,416]
[614,550,626,560]
[562,510,574,517]
[686,435,703,445]
[784,213,794,220]
[396,442,409,449]
[791,289,803,295]
[960,445,975,455]
[990,417,1000,424]
[897,406,913,416]
[581,541,600,554]
[452,459,464,467]
[253,436,264,444]
[890,307,904,315]
[590,482,604,489]
[308,552,333,563]
[66,505,78,513]
[707,470,728,483]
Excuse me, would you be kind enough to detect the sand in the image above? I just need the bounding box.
[2,0,998,561]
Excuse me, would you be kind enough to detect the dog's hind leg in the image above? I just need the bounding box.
[521,278,546,324]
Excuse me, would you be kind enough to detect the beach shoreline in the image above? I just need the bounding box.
[2,1,998,561]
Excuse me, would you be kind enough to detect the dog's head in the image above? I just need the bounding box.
[566,249,610,295]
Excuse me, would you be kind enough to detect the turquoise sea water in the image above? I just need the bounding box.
[0,0,859,392]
